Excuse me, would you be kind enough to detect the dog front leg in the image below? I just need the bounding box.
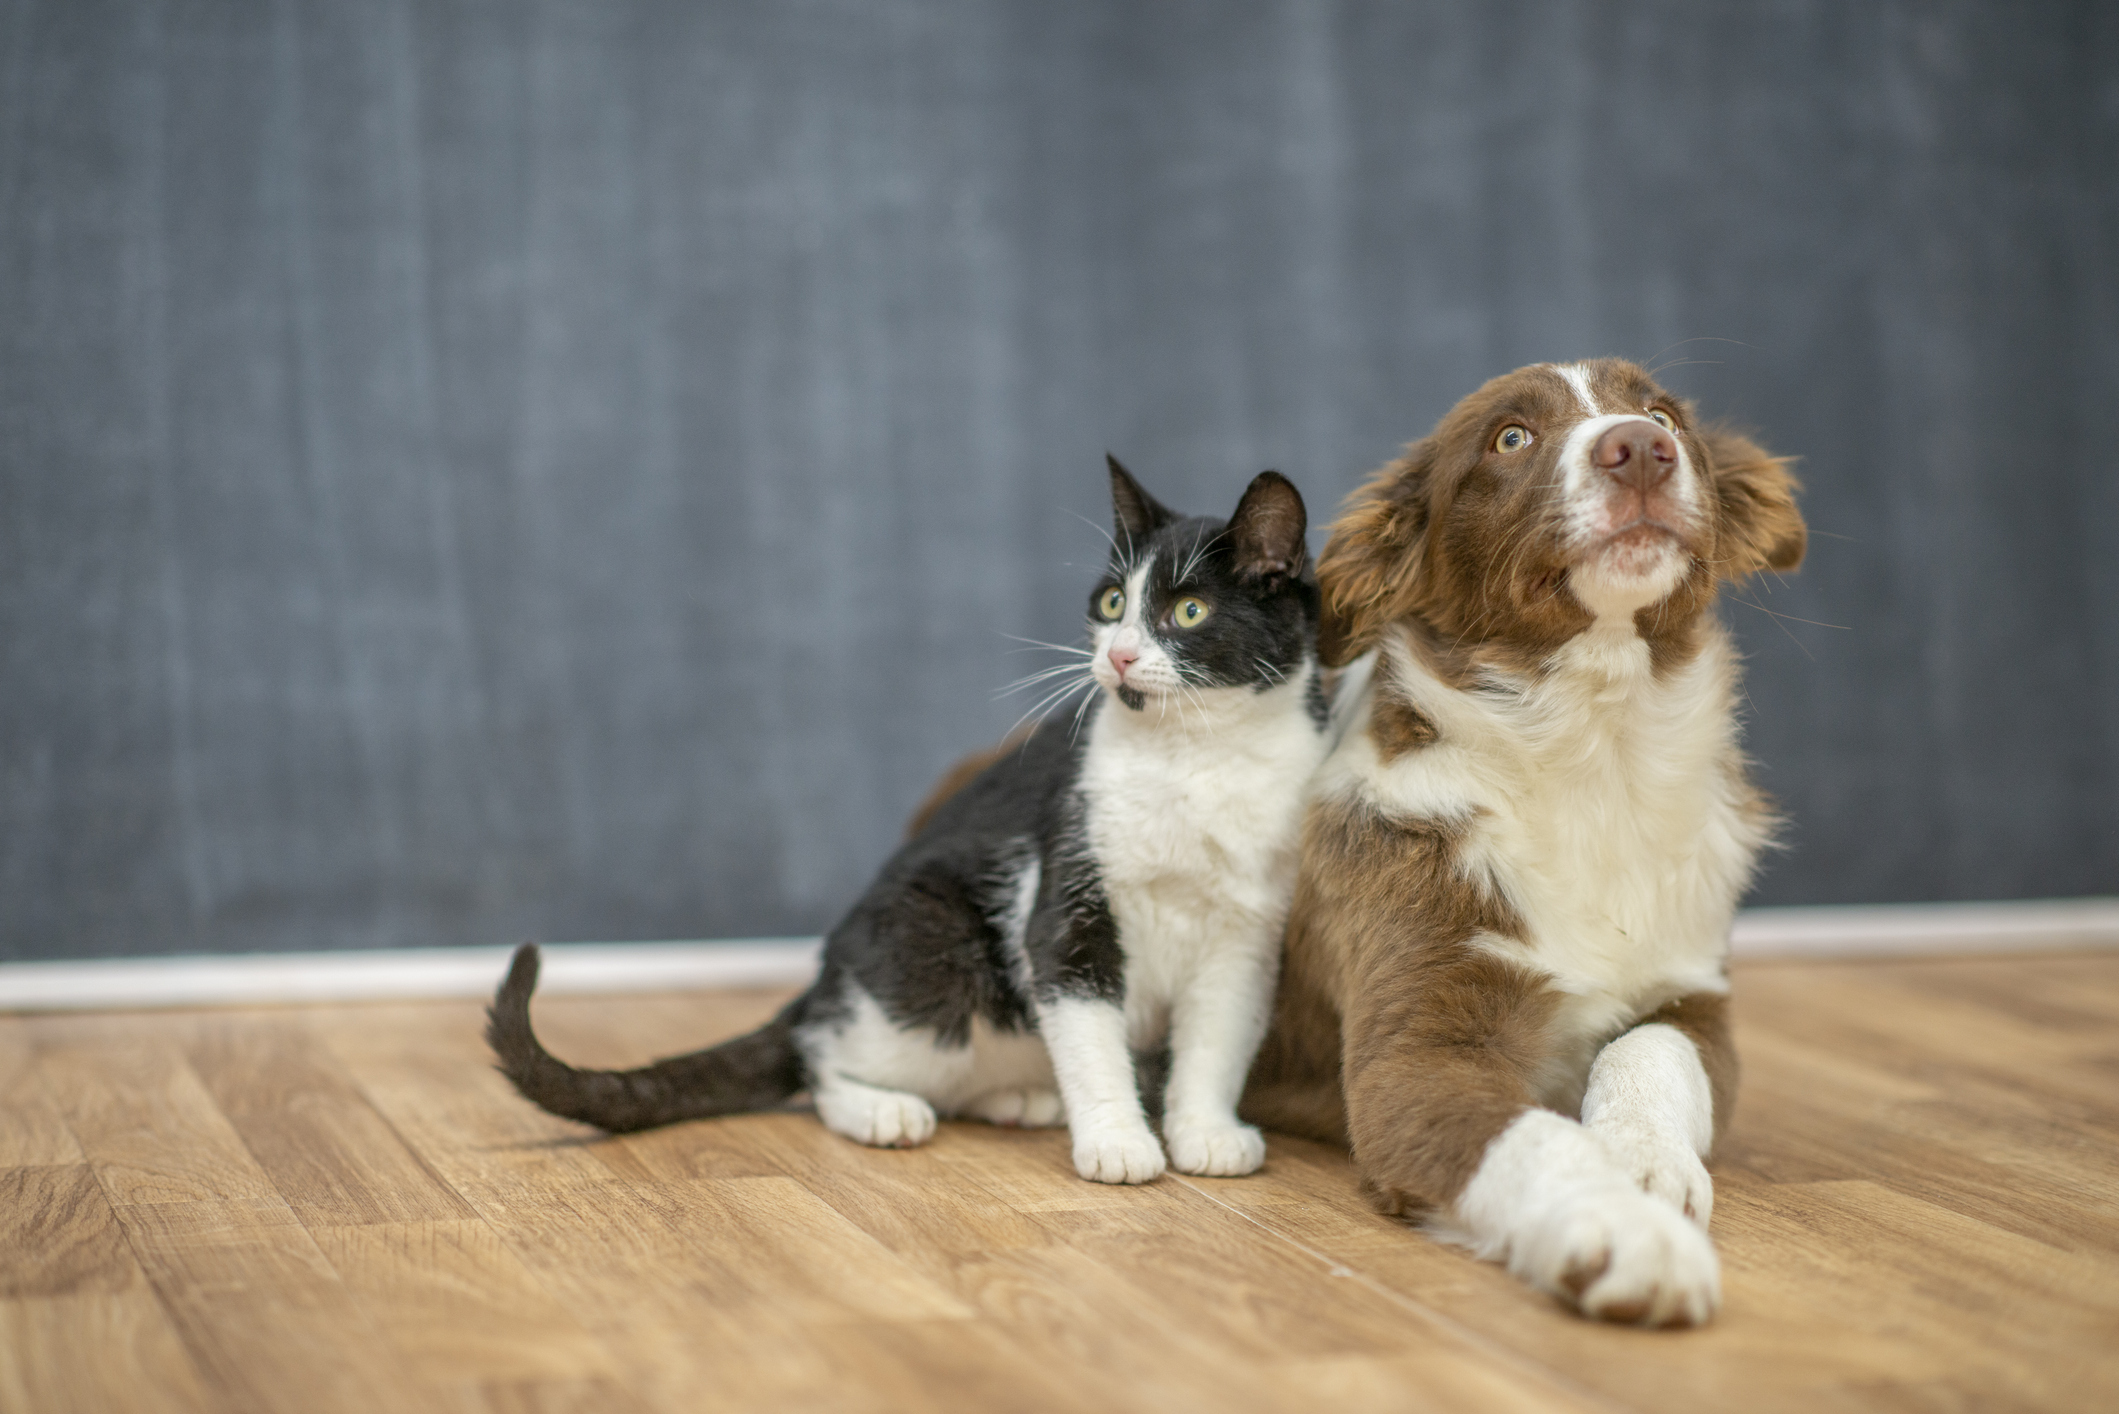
[1579,993,1734,1230]
[1343,953,1721,1327]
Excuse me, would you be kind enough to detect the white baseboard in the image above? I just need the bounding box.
[1728,897,2119,960]
[0,939,822,1014]
[2,898,2113,1013]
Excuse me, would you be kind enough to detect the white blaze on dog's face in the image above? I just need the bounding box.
[1545,362,1706,619]
[1316,357,1805,674]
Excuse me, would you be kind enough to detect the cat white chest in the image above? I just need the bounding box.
[1077,677,1326,1037]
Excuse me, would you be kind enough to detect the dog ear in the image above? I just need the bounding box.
[1106,454,1175,548]
[1700,426,1805,579]
[1226,471,1308,582]
[1316,444,1434,667]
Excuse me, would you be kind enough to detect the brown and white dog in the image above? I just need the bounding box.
[1240,358,1805,1327]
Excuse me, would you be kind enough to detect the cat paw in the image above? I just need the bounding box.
[1510,1184,1721,1327]
[1071,1126,1167,1184]
[1164,1118,1266,1176]
[814,1084,938,1149]
[963,1088,1067,1128]
[1590,1122,1715,1229]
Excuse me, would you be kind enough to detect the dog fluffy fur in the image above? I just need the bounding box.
[1239,358,1803,1327]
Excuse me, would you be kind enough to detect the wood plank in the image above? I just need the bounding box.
[615,1109,1055,1253]
[804,1319,1104,1414]
[308,1006,635,1212]
[463,1377,657,1414]
[589,1109,816,1184]
[29,1017,286,1211]
[0,1290,215,1414]
[630,1174,975,1325]
[0,1162,216,1414]
[0,1164,140,1298]
[0,1030,83,1167]
[1725,1180,2119,1405]
[114,1199,450,1414]
[923,1118,1179,1212]
[306,1220,616,1386]
[464,1180,898,1414]
[762,1119,1601,1413]
[185,1017,476,1227]
[1726,970,2119,1254]
[1738,962,2119,1108]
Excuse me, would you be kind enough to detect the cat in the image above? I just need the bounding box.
[487,456,1329,1183]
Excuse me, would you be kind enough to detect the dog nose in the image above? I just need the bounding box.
[1107,647,1139,677]
[1593,422,1678,488]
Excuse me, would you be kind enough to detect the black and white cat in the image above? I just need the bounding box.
[487,458,1328,1183]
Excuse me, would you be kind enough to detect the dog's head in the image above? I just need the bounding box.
[1317,359,1805,671]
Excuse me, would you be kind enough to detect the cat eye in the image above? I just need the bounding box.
[1493,425,1533,453]
[1097,587,1126,620]
[1172,597,1211,628]
[1648,408,1675,431]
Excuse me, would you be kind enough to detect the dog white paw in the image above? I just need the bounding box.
[1071,1125,1167,1184]
[1163,1118,1266,1176]
[1591,1122,1714,1229]
[964,1087,1067,1128]
[1511,1184,1721,1327]
[815,1085,938,1149]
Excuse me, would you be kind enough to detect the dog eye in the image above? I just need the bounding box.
[1493,425,1534,453]
[1648,408,1675,431]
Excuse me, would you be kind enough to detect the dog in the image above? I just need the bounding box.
[1239,358,1805,1327]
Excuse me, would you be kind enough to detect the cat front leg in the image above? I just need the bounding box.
[1162,937,1274,1176]
[1022,846,1166,1183]
[1037,996,1165,1183]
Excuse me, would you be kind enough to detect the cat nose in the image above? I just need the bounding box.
[1107,647,1139,678]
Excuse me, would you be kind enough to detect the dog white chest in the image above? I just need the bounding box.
[1347,625,1768,1086]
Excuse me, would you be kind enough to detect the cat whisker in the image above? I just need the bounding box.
[1000,659,1097,683]
[1000,633,1095,658]
[1067,681,1102,740]
[1161,663,1217,736]
[1176,525,1216,586]
[997,663,1096,696]
[1005,674,1097,739]
[1065,509,1123,560]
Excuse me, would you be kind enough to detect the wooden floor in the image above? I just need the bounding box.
[4,953,2117,1414]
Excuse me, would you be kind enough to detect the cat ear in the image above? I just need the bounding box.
[1226,471,1308,582]
[1107,454,1175,546]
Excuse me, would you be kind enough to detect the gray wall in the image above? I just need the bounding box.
[3,0,2114,962]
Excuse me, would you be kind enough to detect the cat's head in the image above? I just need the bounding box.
[1087,457,1320,713]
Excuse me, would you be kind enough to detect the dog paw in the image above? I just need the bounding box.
[1164,1118,1266,1176]
[964,1087,1067,1128]
[1512,1184,1721,1327]
[1071,1125,1167,1184]
[1591,1122,1715,1229]
[815,1085,938,1149]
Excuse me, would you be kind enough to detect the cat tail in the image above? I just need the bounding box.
[486,942,808,1133]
